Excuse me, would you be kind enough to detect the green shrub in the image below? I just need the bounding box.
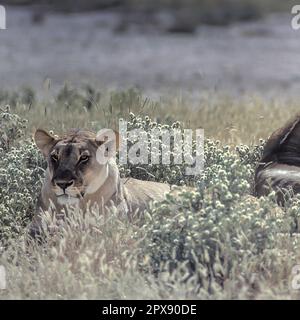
[0,142,45,241]
[137,138,297,295]
[119,112,198,186]
[0,107,45,242]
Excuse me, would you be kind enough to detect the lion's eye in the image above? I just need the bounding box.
[79,155,89,163]
[51,154,58,162]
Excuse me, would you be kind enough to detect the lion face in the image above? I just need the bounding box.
[34,129,112,206]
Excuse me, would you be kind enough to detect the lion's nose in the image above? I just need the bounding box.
[55,180,74,191]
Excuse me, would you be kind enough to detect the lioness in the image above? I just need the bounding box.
[29,128,171,236]
[255,114,300,204]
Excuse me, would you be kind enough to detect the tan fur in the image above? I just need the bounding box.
[29,128,171,236]
[255,114,300,204]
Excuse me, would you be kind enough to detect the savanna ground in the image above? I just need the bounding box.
[1,87,300,299]
[1,0,300,300]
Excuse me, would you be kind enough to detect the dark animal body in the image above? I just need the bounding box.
[255,115,300,204]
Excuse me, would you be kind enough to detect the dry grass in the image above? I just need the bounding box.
[11,89,300,145]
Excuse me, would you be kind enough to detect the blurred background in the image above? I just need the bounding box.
[0,0,298,98]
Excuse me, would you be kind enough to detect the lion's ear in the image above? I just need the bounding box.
[34,129,57,157]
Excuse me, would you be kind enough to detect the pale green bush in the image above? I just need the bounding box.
[119,113,196,186]
[137,139,299,296]
[0,107,45,242]
[0,142,45,241]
